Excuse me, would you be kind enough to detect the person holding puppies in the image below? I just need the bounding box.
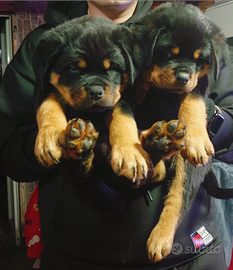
[0,1,232,269]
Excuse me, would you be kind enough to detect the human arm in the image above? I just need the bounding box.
[207,46,233,163]
[0,24,58,182]
[0,114,57,182]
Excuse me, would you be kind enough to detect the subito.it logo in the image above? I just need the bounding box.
[171,243,183,255]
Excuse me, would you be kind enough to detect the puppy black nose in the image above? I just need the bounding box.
[87,86,104,101]
[176,72,190,85]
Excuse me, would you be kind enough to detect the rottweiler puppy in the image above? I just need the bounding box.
[33,15,151,179]
[132,2,229,262]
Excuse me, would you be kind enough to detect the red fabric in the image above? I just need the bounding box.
[24,184,44,259]
[229,250,233,270]
[152,3,159,8]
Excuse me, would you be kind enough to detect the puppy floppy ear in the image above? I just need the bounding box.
[33,30,64,106]
[210,26,229,80]
[143,28,164,69]
[132,24,164,70]
[119,44,136,85]
[117,41,141,85]
[114,26,142,85]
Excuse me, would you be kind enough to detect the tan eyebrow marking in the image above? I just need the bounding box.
[171,47,180,55]
[78,59,87,68]
[194,50,201,59]
[103,59,111,69]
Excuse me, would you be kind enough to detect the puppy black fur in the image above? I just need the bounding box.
[33,16,142,172]
[34,15,137,111]
[134,2,228,81]
[131,2,229,262]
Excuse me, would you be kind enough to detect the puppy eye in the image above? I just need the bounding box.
[108,65,123,72]
[69,64,79,73]
[154,49,172,62]
[159,49,172,58]
[196,57,210,66]
[165,50,172,57]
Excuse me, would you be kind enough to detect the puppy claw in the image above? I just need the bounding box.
[115,168,120,175]
[40,156,47,167]
[55,158,60,164]
[48,150,60,164]
[58,139,66,150]
[37,155,46,167]
[142,165,146,179]
[132,166,136,180]
[200,156,204,165]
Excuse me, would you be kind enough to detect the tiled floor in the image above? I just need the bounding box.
[0,246,36,270]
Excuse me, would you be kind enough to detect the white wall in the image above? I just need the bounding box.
[205,1,233,38]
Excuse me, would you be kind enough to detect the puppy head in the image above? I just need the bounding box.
[133,2,229,94]
[33,16,138,111]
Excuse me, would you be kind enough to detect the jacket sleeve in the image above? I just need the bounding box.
[0,24,57,182]
[208,46,233,163]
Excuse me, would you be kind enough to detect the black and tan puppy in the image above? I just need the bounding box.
[132,2,229,262]
[135,2,229,165]
[33,15,151,179]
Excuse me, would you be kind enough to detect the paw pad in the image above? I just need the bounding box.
[141,120,186,158]
[60,118,99,160]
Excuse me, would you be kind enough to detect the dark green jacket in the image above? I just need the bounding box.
[0,1,232,269]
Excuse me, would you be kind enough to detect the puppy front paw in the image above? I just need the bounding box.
[140,120,186,160]
[58,118,99,176]
[111,142,152,184]
[147,224,174,262]
[181,132,214,165]
[35,126,64,167]
[35,118,99,170]
[60,118,98,159]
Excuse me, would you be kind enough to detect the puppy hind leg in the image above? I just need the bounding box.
[146,153,186,262]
